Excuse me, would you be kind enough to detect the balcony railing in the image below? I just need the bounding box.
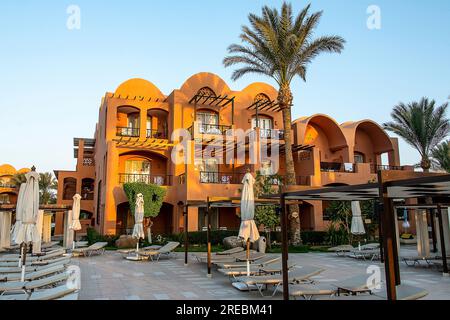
[82,158,95,166]
[188,124,232,136]
[146,129,168,139]
[116,127,140,137]
[259,129,285,140]
[0,183,16,189]
[81,192,94,200]
[370,164,404,173]
[320,162,356,173]
[119,173,172,186]
[199,172,244,184]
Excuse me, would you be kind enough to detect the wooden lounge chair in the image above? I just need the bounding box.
[72,242,108,257]
[137,242,180,261]
[218,262,295,279]
[233,266,325,297]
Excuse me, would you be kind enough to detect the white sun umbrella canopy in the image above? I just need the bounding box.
[10,183,26,245]
[351,201,366,250]
[12,171,40,281]
[239,172,260,276]
[132,193,145,253]
[70,194,82,250]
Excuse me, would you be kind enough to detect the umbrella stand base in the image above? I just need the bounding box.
[232,282,258,292]
[206,273,212,278]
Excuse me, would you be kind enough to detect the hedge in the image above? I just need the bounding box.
[123,183,166,218]
[86,228,120,247]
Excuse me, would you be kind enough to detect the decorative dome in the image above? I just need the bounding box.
[114,78,165,100]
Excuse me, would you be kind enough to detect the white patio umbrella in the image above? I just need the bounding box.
[132,193,145,256]
[70,194,82,250]
[10,183,26,246]
[351,201,366,250]
[238,172,260,276]
[12,170,40,281]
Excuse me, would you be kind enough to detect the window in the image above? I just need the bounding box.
[127,113,139,129]
[0,194,10,204]
[260,160,274,176]
[196,158,219,183]
[198,207,219,231]
[196,111,219,133]
[125,159,151,175]
[63,178,77,200]
[146,116,152,132]
[354,153,365,164]
[251,117,273,130]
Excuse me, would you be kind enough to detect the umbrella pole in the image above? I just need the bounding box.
[20,243,27,282]
[246,239,250,276]
[18,243,23,268]
[206,197,211,278]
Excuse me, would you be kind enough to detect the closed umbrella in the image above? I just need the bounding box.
[70,194,82,250]
[351,201,366,250]
[132,193,145,256]
[12,170,40,281]
[10,183,26,246]
[239,172,260,276]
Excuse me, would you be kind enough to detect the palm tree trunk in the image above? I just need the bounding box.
[279,85,302,245]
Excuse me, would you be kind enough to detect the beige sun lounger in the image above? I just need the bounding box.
[0,264,66,282]
[0,249,66,263]
[215,256,279,269]
[331,274,382,296]
[401,255,440,267]
[328,245,354,256]
[200,251,264,264]
[333,284,428,300]
[0,284,78,300]
[0,257,71,274]
[0,253,71,268]
[137,242,180,261]
[72,242,108,257]
[0,272,70,294]
[218,262,295,278]
[195,247,244,261]
[119,245,162,259]
[234,266,325,297]
[283,283,337,300]
[347,248,380,261]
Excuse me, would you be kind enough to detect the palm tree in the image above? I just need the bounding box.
[383,98,450,172]
[223,2,345,244]
[11,173,26,188]
[431,140,450,172]
[39,172,58,204]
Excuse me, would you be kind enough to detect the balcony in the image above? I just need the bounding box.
[116,127,140,138]
[119,173,172,186]
[259,129,285,140]
[188,124,232,136]
[370,164,405,174]
[320,162,356,173]
[199,172,287,185]
[146,129,168,140]
[0,183,16,189]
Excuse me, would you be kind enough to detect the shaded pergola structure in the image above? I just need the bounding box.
[268,172,450,300]
[180,197,301,277]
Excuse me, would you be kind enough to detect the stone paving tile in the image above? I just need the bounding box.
[73,249,450,300]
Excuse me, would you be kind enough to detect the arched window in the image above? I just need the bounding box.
[81,178,95,200]
[63,177,77,200]
[354,152,365,164]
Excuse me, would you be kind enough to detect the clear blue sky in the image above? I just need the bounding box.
[1,0,449,173]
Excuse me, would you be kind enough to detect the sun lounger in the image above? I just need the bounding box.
[200,251,265,264]
[401,255,440,267]
[0,249,66,262]
[137,242,180,261]
[0,264,66,282]
[214,256,279,269]
[72,242,108,257]
[195,247,244,261]
[234,266,325,297]
[347,248,380,261]
[333,284,428,300]
[0,253,71,268]
[332,274,381,296]
[218,262,295,279]
[0,272,70,294]
[283,283,337,300]
[0,283,78,300]
[119,245,162,259]
[0,257,71,274]
[328,245,354,256]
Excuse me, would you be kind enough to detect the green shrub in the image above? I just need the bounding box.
[86,227,120,247]
[123,183,166,218]
[325,223,349,246]
[169,230,239,245]
[300,231,327,245]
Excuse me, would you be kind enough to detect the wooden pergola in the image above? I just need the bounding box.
[267,172,450,300]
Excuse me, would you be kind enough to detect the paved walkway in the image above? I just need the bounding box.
[72,248,450,300]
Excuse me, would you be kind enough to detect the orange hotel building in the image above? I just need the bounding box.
[54,72,409,237]
[0,164,30,206]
